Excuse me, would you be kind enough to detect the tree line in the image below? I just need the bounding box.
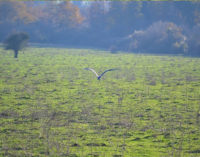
[1,1,200,56]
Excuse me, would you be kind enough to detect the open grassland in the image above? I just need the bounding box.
[0,48,200,157]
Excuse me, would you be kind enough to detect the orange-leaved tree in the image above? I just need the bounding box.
[42,1,84,29]
[0,0,38,24]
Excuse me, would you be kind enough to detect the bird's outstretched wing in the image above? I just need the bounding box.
[84,68,99,77]
[99,68,118,78]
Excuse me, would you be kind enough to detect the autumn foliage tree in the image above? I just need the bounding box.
[42,1,84,29]
[4,32,29,58]
[0,0,38,24]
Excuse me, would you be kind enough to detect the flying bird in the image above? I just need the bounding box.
[84,68,118,80]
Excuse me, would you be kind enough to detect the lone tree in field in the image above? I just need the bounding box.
[4,32,29,58]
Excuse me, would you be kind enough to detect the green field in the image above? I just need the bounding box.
[0,48,200,157]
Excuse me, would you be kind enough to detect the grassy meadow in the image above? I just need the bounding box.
[0,47,200,157]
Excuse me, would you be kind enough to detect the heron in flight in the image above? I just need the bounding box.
[84,68,118,80]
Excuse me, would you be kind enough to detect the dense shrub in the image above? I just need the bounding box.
[188,24,200,56]
[126,21,188,54]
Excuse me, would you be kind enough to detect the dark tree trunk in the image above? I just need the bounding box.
[14,50,18,58]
